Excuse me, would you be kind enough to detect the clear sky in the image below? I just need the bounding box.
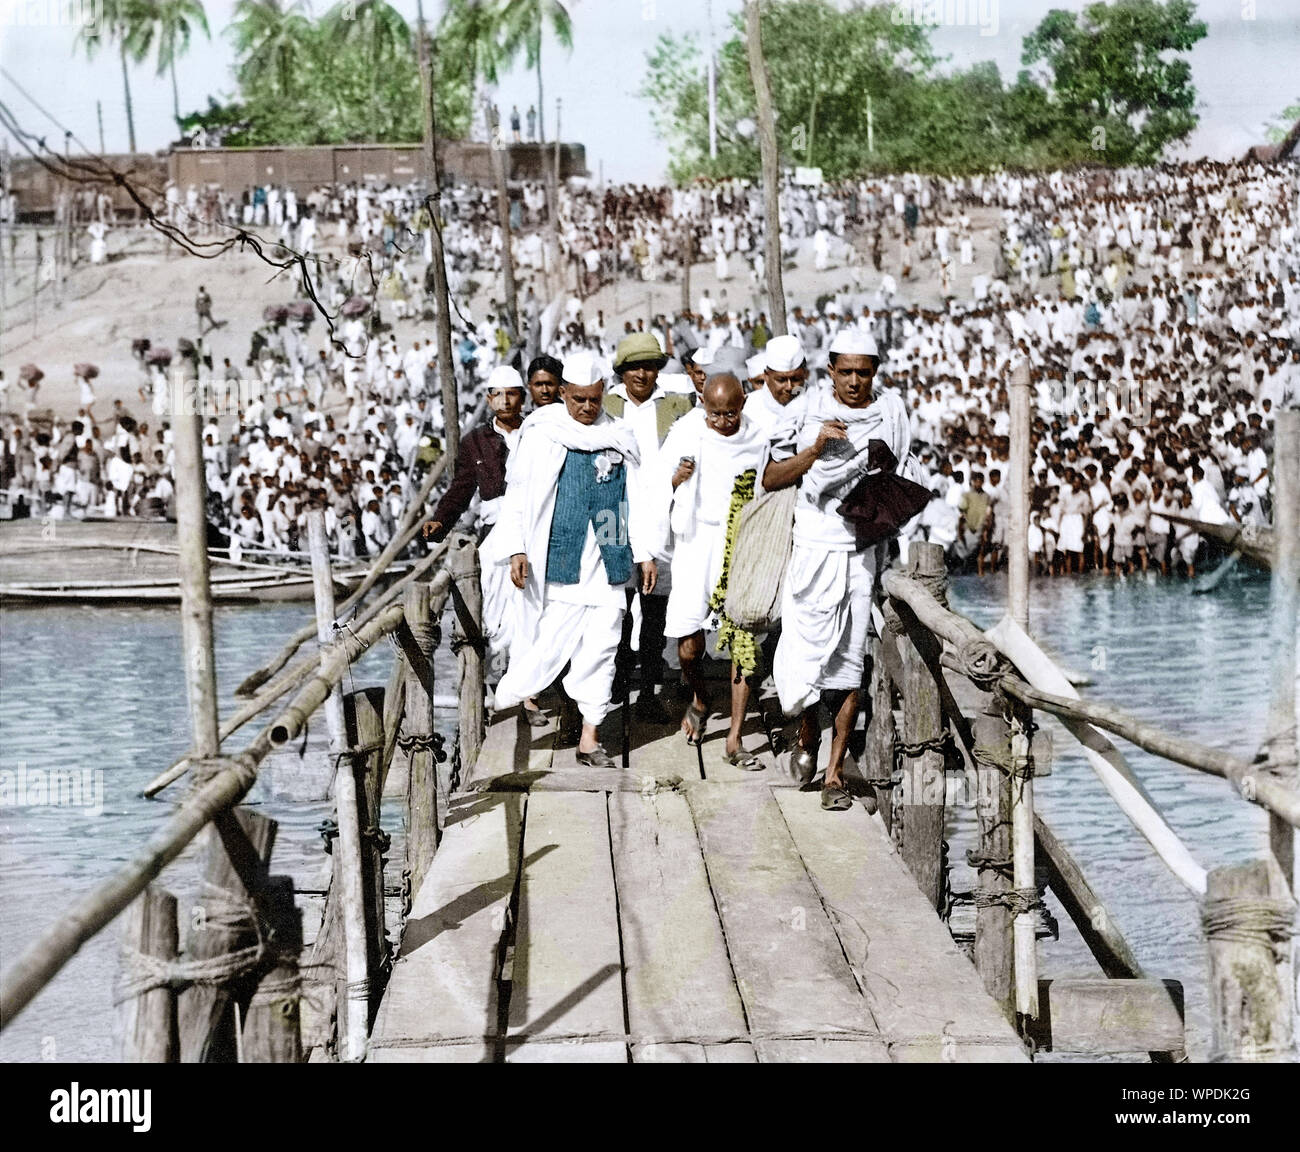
[1,0,1296,181]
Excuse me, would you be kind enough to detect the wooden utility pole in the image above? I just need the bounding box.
[681,219,693,314]
[1008,358,1031,633]
[416,0,460,469]
[744,0,787,336]
[488,103,519,341]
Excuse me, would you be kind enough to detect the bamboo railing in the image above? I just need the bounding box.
[872,528,1299,1063]
[0,400,488,1063]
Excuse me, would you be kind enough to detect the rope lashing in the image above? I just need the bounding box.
[407,620,441,654]
[957,637,1005,691]
[907,565,949,608]
[1201,895,1297,960]
[966,848,1014,876]
[114,881,294,1004]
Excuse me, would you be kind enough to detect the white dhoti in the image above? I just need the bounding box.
[494,598,624,727]
[1059,512,1085,553]
[663,523,726,638]
[773,544,875,717]
[478,523,517,677]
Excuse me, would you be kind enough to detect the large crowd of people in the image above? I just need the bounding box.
[4,154,1298,803]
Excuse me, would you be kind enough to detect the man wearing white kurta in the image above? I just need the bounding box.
[660,374,770,768]
[764,329,910,811]
[493,353,658,769]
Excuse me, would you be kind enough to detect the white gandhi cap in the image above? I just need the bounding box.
[763,334,805,372]
[828,327,880,358]
[486,365,524,392]
[746,353,767,379]
[561,351,606,387]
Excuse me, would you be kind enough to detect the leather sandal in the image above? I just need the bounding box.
[682,700,709,745]
[722,748,765,772]
[820,784,853,811]
[576,744,618,770]
[522,705,550,728]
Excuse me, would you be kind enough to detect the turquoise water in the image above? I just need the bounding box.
[0,570,1281,1061]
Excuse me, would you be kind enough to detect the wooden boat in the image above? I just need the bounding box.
[1162,512,1274,571]
[0,519,390,604]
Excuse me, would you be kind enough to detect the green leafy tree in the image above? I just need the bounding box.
[75,0,151,153]
[229,0,314,101]
[438,0,511,140]
[322,1,412,142]
[499,0,573,143]
[1020,0,1207,165]
[1265,98,1300,151]
[129,0,212,128]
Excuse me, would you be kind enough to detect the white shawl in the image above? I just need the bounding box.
[659,409,770,541]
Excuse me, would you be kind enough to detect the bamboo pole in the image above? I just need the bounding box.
[973,705,1014,1021]
[172,411,219,756]
[233,492,450,698]
[118,885,178,1062]
[1009,697,1039,1024]
[1263,409,1299,893]
[403,581,440,898]
[307,509,369,1065]
[744,0,787,337]
[0,604,411,1031]
[1008,358,1031,633]
[148,544,453,796]
[1001,677,1300,828]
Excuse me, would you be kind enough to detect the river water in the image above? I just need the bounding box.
[0,569,1280,1062]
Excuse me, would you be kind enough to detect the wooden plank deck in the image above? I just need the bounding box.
[369,694,1028,1063]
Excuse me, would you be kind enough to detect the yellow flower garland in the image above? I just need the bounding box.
[707,468,760,677]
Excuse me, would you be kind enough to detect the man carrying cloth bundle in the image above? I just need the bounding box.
[493,353,658,770]
[659,372,771,769]
[763,328,924,811]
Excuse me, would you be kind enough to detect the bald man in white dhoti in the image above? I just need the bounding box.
[660,374,770,769]
[493,354,658,769]
[764,329,912,811]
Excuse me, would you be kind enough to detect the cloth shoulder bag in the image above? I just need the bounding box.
[723,483,797,631]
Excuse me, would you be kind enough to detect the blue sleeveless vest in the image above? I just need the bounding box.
[546,449,632,585]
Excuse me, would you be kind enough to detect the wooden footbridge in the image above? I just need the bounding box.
[1,410,1297,1065]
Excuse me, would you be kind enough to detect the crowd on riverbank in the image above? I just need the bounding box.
[2,157,1297,583]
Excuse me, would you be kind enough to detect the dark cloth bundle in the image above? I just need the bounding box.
[837,441,932,547]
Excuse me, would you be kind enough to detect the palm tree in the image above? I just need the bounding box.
[129,0,212,127]
[76,0,151,153]
[323,0,411,142]
[438,0,510,141]
[499,0,572,144]
[229,0,314,101]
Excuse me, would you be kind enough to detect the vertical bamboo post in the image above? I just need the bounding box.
[241,875,302,1063]
[450,537,485,787]
[1204,859,1296,1062]
[171,411,219,756]
[896,542,947,911]
[1263,409,1298,895]
[681,219,692,315]
[744,0,787,337]
[1009,698,1039,1024]
[118,885,178,1062]
[344,686,390,1018]
[403,581,440,901]
[1008,358,1031,633]
[307,509,368,1063]
[973,705,1014,1021]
